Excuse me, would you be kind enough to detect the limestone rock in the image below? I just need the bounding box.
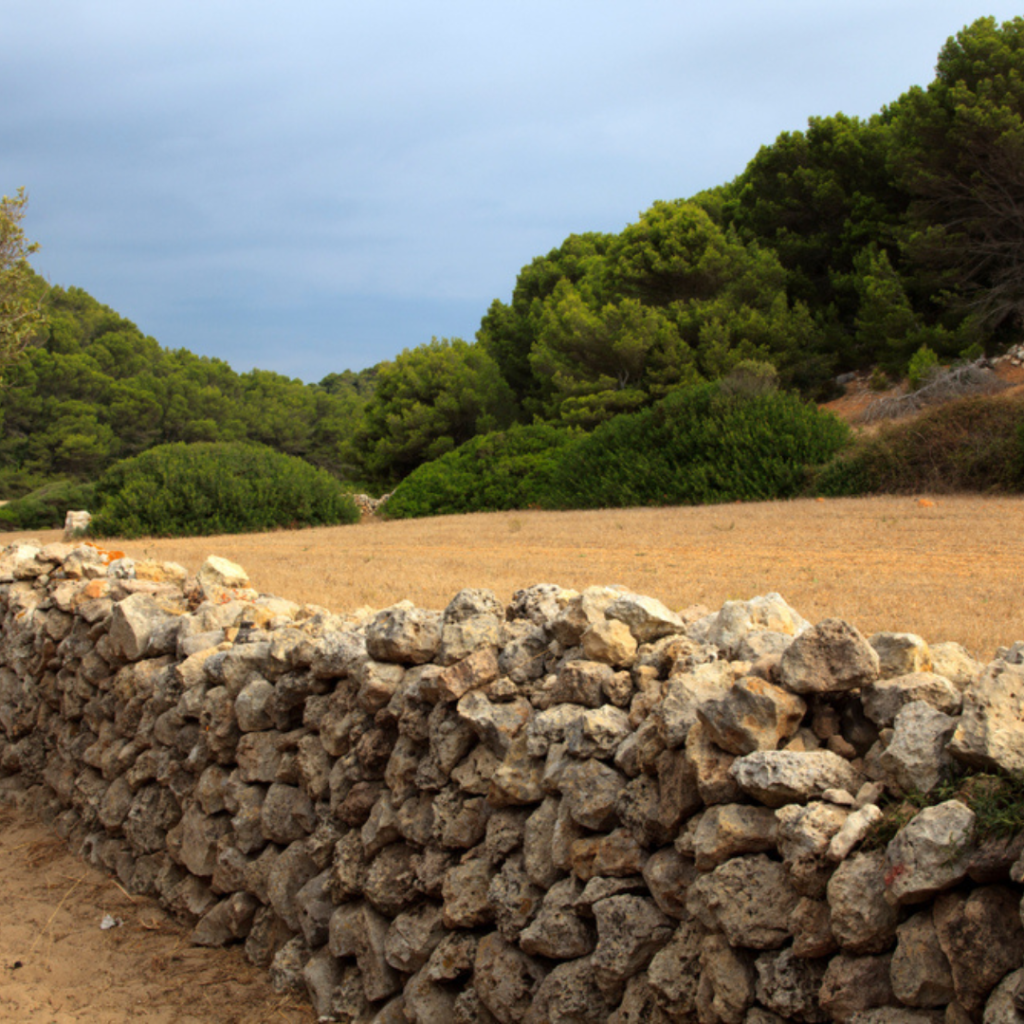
[519,877,595,959]
[605,592,685,643]
[775,800,850,897]
[868,633,932,679]
[755,946,829,1022]
[698,931,757,1024]
[524,955,612,1024]
[731,749,862,808]
[933,886,1024,1014]
[687,854,801,950]
[698,676,807,755]
[876,702,957,796]
[884,801,976,905]
[365,602,442,665]
[890,908,954,1008]
[928,641,981,690]
[581,618,638,668]
[819,953,896,1023]
[862,673,961,727]
[590,894,674,1000]
[690,803,778,871]
[473,932,548,1024]
[949,661,1024,773]
[709,593,810,657]
[827,850,899,954]
[780,618,881,695]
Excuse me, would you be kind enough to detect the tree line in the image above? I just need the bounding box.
[1,15,1021,498]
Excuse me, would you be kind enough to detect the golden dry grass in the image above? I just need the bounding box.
[14,493,1024,659]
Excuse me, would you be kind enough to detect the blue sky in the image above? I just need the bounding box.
[3,1,1021,383]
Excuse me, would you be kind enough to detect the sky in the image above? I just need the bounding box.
[2,1,1021,384]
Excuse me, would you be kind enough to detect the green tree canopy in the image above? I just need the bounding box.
[892,16,1024,333]
[353,337,516,484]
[0,189,45,382]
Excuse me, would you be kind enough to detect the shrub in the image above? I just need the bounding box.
[547,382,849,509]
[384,424,579,518]
[815,393,1024,496]
[91,442,360,538]
[906,344,940,391]
[0,479,97,531]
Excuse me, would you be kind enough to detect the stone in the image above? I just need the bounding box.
[437,614,502,666]
[686,854,801,950]
[686,720,742,805]
[868,633,933,679]
[706,595,806,661]
[548,660,615,708]
[890,908,955,1008]
[191,891,260,946]
[884,801,976,904]
[828,803,885,862]
[779,618,881,695]
[933,886,1024,1014]
[605,592,685,643]
[643,846,698,920]
[690,803,778,871]
[646,917,706,1017]
[564,704,632,759]
[473,933,548,1024]
[457,691,531,756]
[818,953,896,1024]
[294,869,333,948]
[197,555,249,590]
[266,841,319,932]
[560,758,626,831]
[108,592,176,662]
[590,895,674,1000]
[260,782,316,845]
[698,932,757,1024]
[524,956,612,1024]
[383,902,446,974]
[790,897,838,958]
[178,802,232,877]
[731,749,862,808]
[581,618,638,668]
[488,853,543,942]
[363,843,419,917]
[774,799,849,897]
[327,901,401,1002]
[523,797,563,888]
[827,850,899,954]
[877,702,957,796]
[424,931,478,982]
[698,676,807,755]
[862,673,961,726]
[365,602,443,665]
[982,968,1024,1024]
[659,662,747,748]
[436,646,500,701]
[442,857,495,928]
[949,661,1024,773]
[928,642,981,690]
[755,946,828,1022]
[404,966,457,1022]
[570,828,646,881]
[519,876,594,959]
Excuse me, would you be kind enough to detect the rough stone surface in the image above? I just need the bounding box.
[780,619,881,695]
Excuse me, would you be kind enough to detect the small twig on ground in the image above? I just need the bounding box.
[29,875,85,954]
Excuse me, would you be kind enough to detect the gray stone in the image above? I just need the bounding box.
[884,801,976,904]
[442,857,495,928]
[877,701,957,795]
[366,602,442,665]
[949,661,1024,773]
[520,877,594,959]
[709,593,809,656]
[732,749,862,808]
[690,803,778,871]
[524,956,612,1024]
[267,841,319,932]
[755,945,829,1022]
[605,593,685,643]
[698,932,757,1024]
[327,901,401,1002]
[646,917,706,1017]
[775,799,850,897]
[780,618,881,695]
[862,673,960,727]
[384,902,446,973]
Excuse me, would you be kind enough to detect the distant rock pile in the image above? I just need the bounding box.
[1,540,1023,1023]
[351,494,391,517]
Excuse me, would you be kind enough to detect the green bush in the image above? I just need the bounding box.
[384,424,579,518]
[91,442,360,538]
[0,479,98,531]
[546,382,849,509]
[906,344,940,390]
[815,393,1024,496]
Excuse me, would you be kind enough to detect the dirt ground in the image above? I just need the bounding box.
[1,492,1023,1020]
[0,802,311,1023]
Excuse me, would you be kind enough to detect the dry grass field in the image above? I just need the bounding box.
[12,493,1023,659]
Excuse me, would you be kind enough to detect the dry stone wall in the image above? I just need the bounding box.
[1,539,1024,1023]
